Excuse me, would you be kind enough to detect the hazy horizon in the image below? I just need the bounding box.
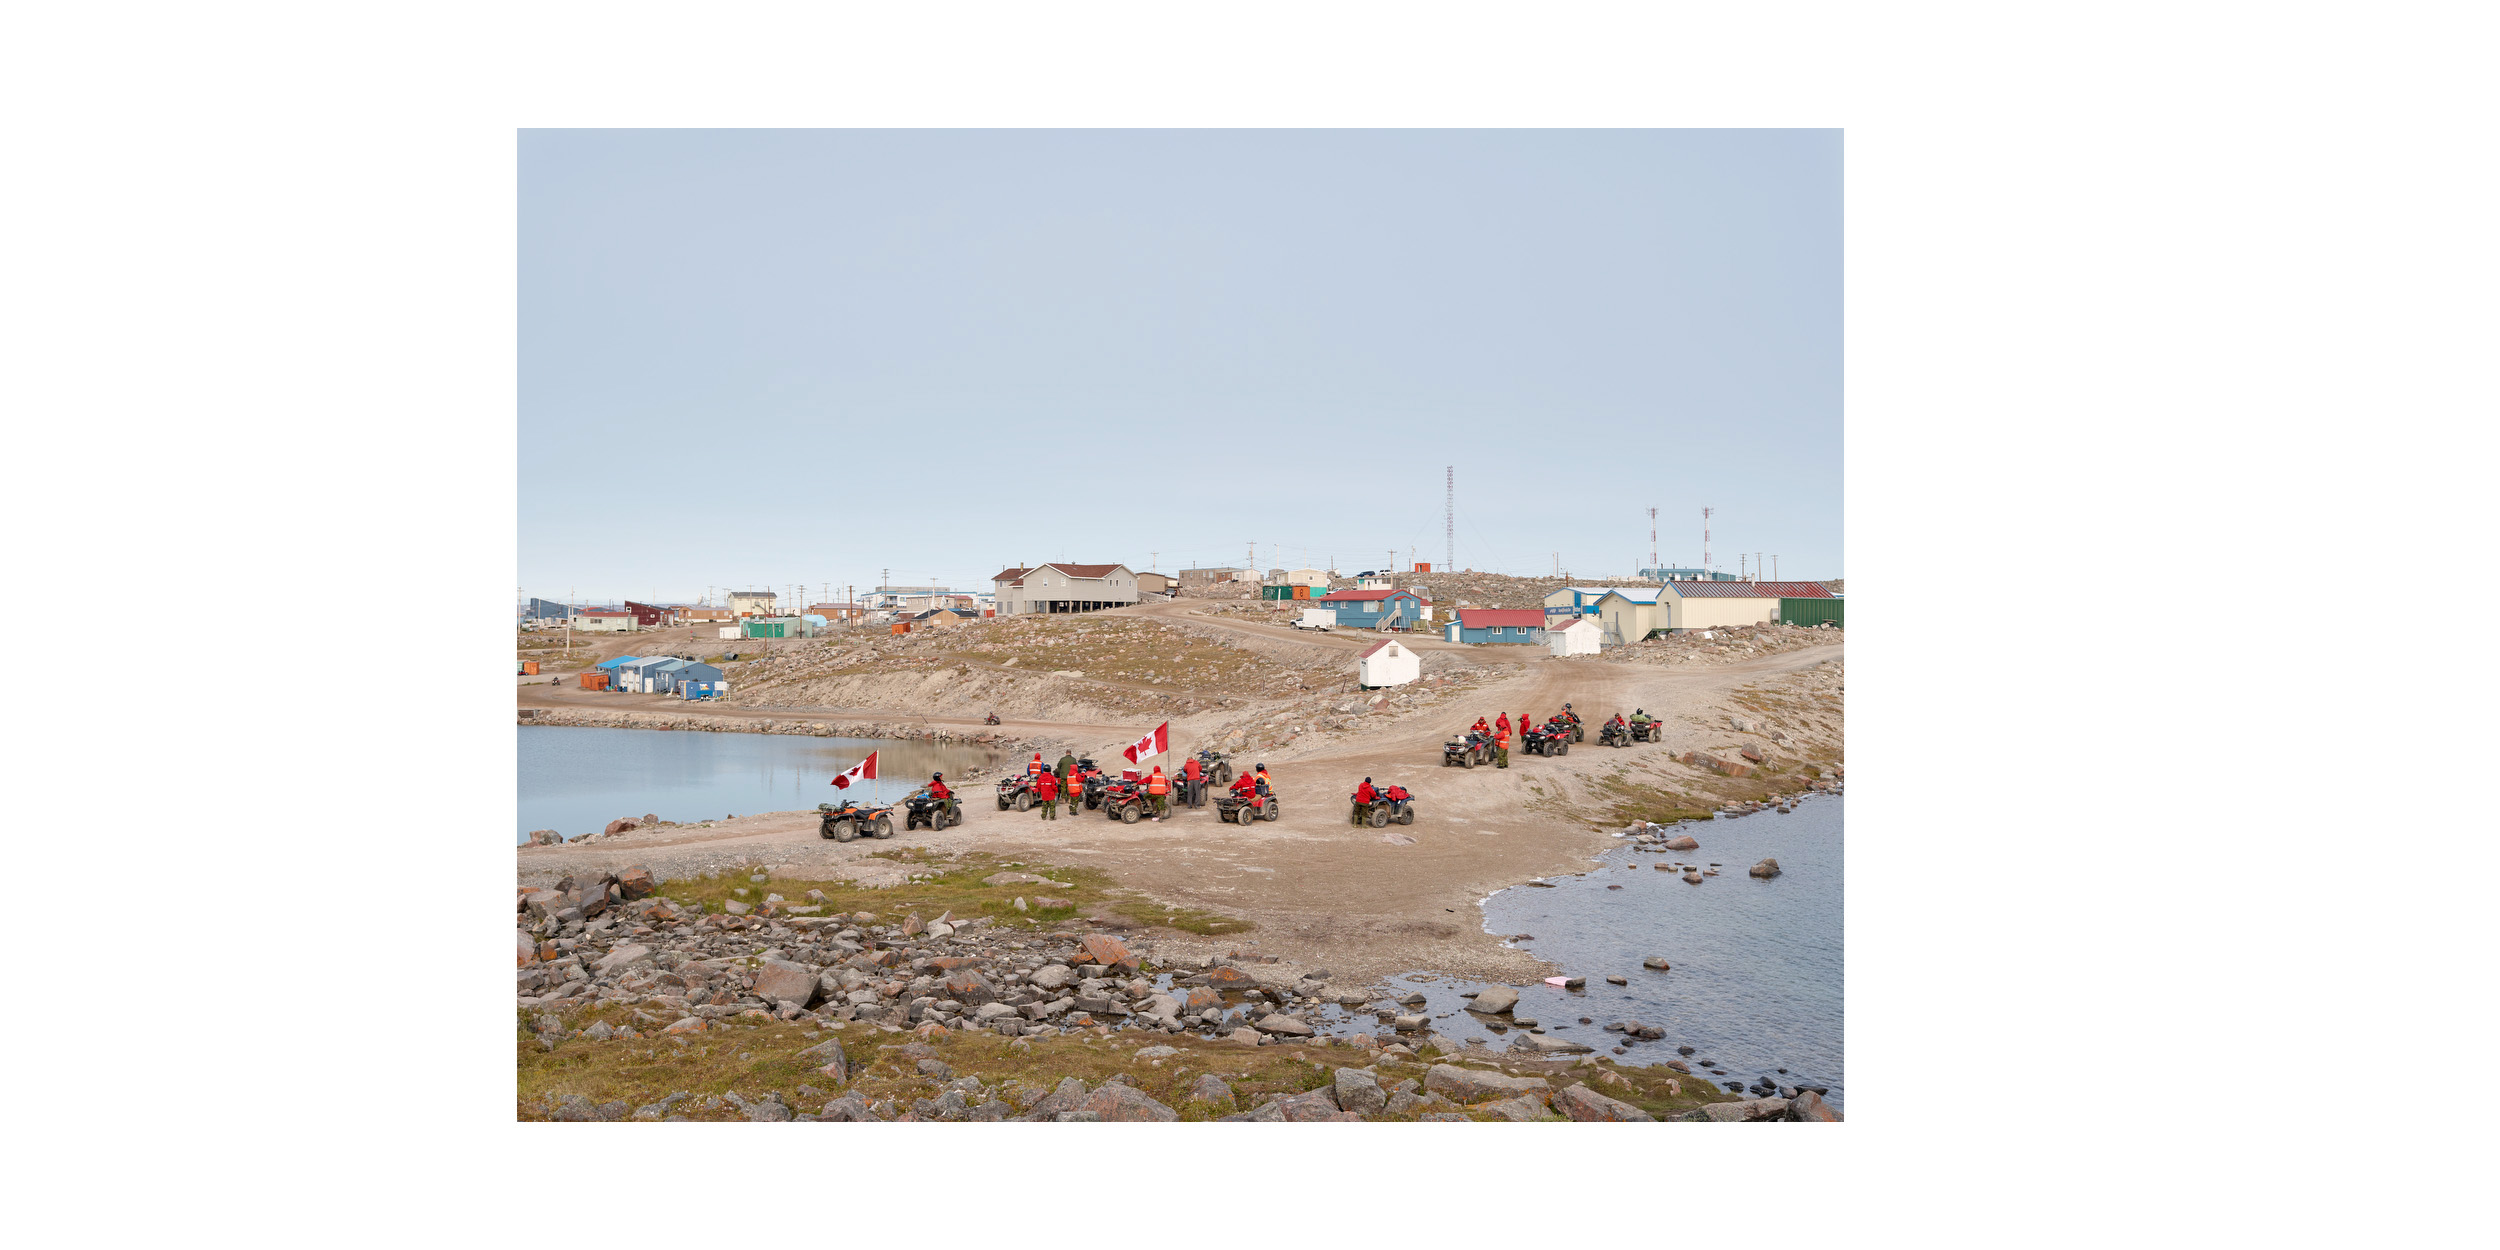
[521,130,1842,605]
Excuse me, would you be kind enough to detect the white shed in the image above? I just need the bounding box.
[1549,618,1602,656]
[1358,638,1420,687]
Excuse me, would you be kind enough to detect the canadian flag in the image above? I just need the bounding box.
[1120,722,1169,765]
[829,751,879,789]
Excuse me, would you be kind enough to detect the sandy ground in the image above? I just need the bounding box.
[522,605,1841,984]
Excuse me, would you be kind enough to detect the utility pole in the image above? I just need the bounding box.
[1740,554,1748,580]
[1647,506,1658,571]
[1773,555,1779,581]
[1755,553,1763,583]
[1445,466,1454,573]
[1701,508,1712,573]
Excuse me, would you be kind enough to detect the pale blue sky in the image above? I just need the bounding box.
[520,129,1840,604]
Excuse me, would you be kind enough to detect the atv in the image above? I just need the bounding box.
[1443,732,1490,768]
[902,789,958,832]
[1193,748,1235,784]
[817,799,895,842]
[1099,770,1165,824]
[1526,722,1572,756]
[1072,758,1110,810]
[1599,721,1633,748]
[995,773,1036,811]
[1630,717,1661,743]
[1557,709,1586,743]
[983,712,1001,725]
[1215,789,1280,825]
[1352,786,1417,828]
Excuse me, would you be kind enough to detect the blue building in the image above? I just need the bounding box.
[1318,588,1430,630]
[1445,608,1548,645]
[673,662,727,699]
[1638,567,1742,582]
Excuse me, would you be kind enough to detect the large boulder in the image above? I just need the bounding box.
[1333,1068,1387,1116]
[516,931,539,967]
[1478,1093,1556,1121]
[603,818,638,836]
[521,889,567,920]
[1700,1096,1791,1122]
[1080,1084,1179,1122]
[1184,987,1223,1014]
[753,959,819,1006]
[797,1036,848,1082]
[1786,1090,1842,1122]
[1749,858,1782,879]
[1204,965,1258,991]
[1080,934,1138,970]
[1555,1083,1656,1122]
[1277,1088,1349,1121]
[941,968,997,1006]
[1663,835,1700,851]
[1027,1077,1090,1119]
[1424,1064,1550,1104]
[616,866,657,899]
[592,944,654,976]
[1028,964,1074,991]
[1466,985,1519,1015]
[1522,1034,1594,1054]
[1186,1075,1235,1107]
[1254,1014,1314,1037]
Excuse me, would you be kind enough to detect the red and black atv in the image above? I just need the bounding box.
[1351,783,1417,828]
[1556,708,1586,743]
[995,773,1037,811]
[1443,731,1491,768]
[1524,721,1572,756]
[1098,768,1166,824]
[1215,784,1280,825]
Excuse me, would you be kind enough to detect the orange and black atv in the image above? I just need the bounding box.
[817,799,895,842]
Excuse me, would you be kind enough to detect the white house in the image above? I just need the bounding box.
[1358,638,1420,687]
[1281,567,1328,588]
[992,563,1140,615]
[1549,618,1602,656]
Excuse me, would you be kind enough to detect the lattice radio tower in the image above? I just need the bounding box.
[1444,466,1454,571]
[1701,506,1714,571]
[1647,506,1658,569]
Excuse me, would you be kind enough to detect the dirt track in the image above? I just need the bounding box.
[522,607,1841,983]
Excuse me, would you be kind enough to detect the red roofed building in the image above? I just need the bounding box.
[992,563,1140,616]
[1447,607,1548,645]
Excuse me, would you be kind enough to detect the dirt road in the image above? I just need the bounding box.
[524,636,1841,983]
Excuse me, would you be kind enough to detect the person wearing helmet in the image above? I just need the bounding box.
[927,772,956,821]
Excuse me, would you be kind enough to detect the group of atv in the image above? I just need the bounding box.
[816,787,961,841]
[1442,707,1663,768]
[990,749,1244,825]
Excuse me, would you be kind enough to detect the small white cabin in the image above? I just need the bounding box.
[1358,638,1420,687]
[1549,618,1602,656]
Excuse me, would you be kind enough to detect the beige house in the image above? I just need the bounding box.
[572,610,638,634]
[727,590,778,618]
[1654,580,1835,630]
[1281,568,1328,588]
[1136,572,1172,597]
[1593,590,1670,645]
[992,563,1140,615]
[1177,566,1250,588]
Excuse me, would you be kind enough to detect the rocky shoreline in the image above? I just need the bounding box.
[519,706,1053,756]
[518,865,1840,1122]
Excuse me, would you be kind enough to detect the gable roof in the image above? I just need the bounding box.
[1557,617,1602,632]
[1359,639,1409,659]
[1594,588,1662,605]
[1566,586,1653,597]
[1038,563,1127,579]
[593,655,639,669]
[1664,580,1834,599]
[991,568,1031,583]
[1457,608,1546,628]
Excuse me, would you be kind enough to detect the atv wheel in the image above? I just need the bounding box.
[1398,805,1415,825]
[1459,755,1473,768]
[1214,763,1233,783]
[997,796,1010,810]
[835,820,857,843]
[1120,803,1140,825]
[872,816,893,839]
[1014,792,1030,812]
[1558,741,1570,755]
[1368,807,1388,828]
[1261,799,1280,822]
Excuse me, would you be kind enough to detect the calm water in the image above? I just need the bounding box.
[1299,795,1844,1110]
[517,726,1004,845]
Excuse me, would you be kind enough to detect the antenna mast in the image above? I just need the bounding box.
[1701,506,1713,572]
[1647,506,1658,570]
[1444,466,1454,572]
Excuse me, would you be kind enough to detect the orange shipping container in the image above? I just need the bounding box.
[890,621,912,635]
[579,672,608,690]
[522,661,540,675]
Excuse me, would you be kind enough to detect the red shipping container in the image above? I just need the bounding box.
[579,672,608,690]
[522,661,540,675]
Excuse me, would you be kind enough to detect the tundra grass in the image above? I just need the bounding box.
[516,1012,1733,1122]
[648,850,1251,937]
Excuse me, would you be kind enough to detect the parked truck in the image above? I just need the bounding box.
[1292,608,1337,632]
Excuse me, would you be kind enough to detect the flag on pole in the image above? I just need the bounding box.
[830,751,879,789]
[1120,722,1169,765]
